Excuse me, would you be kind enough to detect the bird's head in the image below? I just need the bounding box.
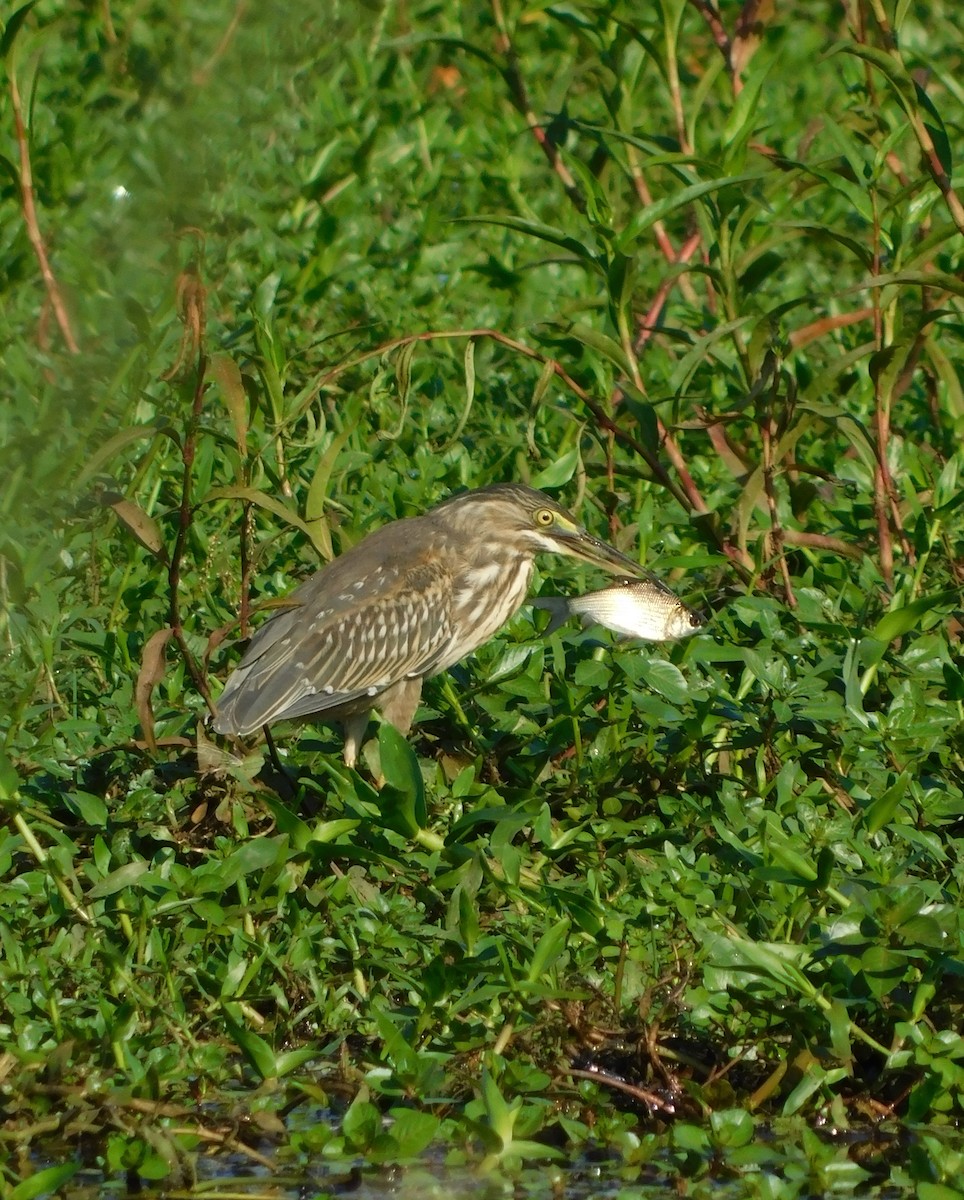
[437,483,644,576]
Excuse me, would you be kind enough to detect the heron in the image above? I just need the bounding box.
[213,483,645,766]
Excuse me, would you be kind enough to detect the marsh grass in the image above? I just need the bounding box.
[1,1,963,1194]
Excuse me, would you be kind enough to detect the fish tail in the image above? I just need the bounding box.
[530,595,572,634]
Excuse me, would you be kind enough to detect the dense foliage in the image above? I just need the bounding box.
[1,1,962,1195]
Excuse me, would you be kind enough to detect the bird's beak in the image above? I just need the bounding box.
[555,528,646,577]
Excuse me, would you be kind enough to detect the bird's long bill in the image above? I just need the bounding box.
[561,530,646,577]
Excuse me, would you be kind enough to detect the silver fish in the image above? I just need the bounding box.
[531,577,704,642]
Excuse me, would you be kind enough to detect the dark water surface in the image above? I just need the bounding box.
[33,1112,964,1200]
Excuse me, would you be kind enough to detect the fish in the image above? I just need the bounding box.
[531,577,704,642]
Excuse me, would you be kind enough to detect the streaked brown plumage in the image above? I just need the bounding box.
[213,483,644,766]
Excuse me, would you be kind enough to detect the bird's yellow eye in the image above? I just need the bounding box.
[534,508,555,527]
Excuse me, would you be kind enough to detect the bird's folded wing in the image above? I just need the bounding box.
[213,587,454,734]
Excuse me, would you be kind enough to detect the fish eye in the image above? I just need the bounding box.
[534,508,555,527]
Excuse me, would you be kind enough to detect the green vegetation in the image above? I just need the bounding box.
[2,1,963,1195]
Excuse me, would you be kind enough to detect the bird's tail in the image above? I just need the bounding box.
[529,595,573,635]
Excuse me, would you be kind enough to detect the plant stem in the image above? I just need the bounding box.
[10,67,79,354]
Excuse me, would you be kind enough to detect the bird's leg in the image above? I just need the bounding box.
[262,725,297,801]
[341,710,371,770]
[378,678,424,738]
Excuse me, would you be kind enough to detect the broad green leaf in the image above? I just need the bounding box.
[64,790,109,827]
[222,1004,279,1080]
[530,447,580,489]
[376,722,426,837]
[761,814,818,884]
[828,997,854,1066]
[709,1107,754,1148]
[386,1107,440,1158]
[343,1094,381,1150]
[525,917,570,985]
[88,860,153,898]
[0,750,19,802]
[783,1062,850,1115]
[10,1163,80,1200]
[863,770,912,835]
[871,592,957,644]
[216,835,288,888]
[261,795,315,851]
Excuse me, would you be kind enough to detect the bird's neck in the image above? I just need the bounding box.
[452,552,534,650]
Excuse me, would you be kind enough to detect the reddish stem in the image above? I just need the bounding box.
[10,69,79,354]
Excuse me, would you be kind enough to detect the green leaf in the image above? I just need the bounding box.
[480,1068,519,1145]
[261,795,315,851]
[342,1093,381,1151]
[525,917,570,985]
[217,836,288,888]
[530,448,580,489]
[828,997,854,1065]
[914,82,953,177]
[783,1062,850,1115]
[274,1046,323,1077]
[64,790,109,826]
[0,750,20,802]
[386,1107,440,1157]
[871,592,956,644]
[1,2,40,60]
[465,214,598,267]
[204,486,321,545]
[559,323,632,376]
[701,928,817,1000]
[455,883,480,955]
[10,1164,81,1200]
[761,814,818,885]
[832,41,913,102]
[222,1005,278,1080]
[75,419,179,489]
[88,860,153,898]
[376,722,426,838]
[863,770,911,835]
[617,172,763,252]
[632,658,690,705]
[918,1185,964,1200]
[709,1107,754,1148]
[721,61,772,168]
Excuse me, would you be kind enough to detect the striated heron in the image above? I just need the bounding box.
[213,483,644,766]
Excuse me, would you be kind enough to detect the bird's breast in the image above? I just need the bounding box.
[450,555,534,656]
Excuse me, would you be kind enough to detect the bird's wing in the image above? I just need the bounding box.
[213,557,455,735]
